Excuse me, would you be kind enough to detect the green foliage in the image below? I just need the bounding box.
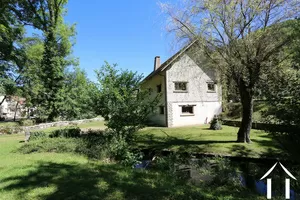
[153,154,189,177]
[49,127,81,138]
[94,62,159,141]
[56,67,97,120]
[21,128,143,166]
[18,119,35,126]
[7,0,77,121]
[19,137,79,154]
[0,124,22,134]
[29,131,47,141]
[197,157,241,187]
[209,116,222,130]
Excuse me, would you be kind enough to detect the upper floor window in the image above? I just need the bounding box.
[174,82,187,92]
[157,84,162,93]
[207,82,216,93]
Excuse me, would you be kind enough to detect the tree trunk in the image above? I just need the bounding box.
[237,85,253,143]
[0,95,7,107]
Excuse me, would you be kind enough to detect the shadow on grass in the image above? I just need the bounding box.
[136,131,283,159]
[1,161,207,200]
[136,132,236,152]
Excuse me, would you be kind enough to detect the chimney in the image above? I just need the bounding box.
[154,56,161,71]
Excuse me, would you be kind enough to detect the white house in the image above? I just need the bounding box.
[0,96,26,120]
[142,42,222,127]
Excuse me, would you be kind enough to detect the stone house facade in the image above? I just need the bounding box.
[142,42,222,127]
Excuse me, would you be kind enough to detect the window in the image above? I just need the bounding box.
[174,82,187,92]
[159,106,164,114]
[157,84,162,93]
[181,105,194,115]
[207,82,216,92]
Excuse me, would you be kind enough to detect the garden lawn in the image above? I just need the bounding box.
[136,125,282,158]
[0,134,263,200]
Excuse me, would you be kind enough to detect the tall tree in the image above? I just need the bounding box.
[9,0,76,121]
[0,0,25,106]
[57,67,97,120]
[160,0,300,143]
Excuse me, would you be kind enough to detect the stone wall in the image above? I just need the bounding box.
[24,117,104,131]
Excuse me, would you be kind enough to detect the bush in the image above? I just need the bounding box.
[19,119,36,126]
[197,157,241,187]
[19,128,144,166]
[210,116,222,130]
[0,125,23,134]
[29,131,47,141]
[19,137,80,154]
[49,127,81,138]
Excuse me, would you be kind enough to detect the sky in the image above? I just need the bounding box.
[63,0,179,81]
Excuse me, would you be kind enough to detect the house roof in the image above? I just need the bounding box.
[142,40,198,82]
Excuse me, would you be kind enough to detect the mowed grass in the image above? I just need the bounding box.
[0,134,264,200]
[2,120,281,158]
[136,125,282,158]
[0,121,19,127]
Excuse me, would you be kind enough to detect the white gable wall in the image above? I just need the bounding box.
[166,54,222,127]
[141,72,166,126]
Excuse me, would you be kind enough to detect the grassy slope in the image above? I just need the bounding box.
[136,125,282,158]
[0,134,263,200]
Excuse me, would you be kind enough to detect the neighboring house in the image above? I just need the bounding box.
[142,42,222,127]
[0,96,26,120]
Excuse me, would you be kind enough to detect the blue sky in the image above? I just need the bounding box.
[63,0,179,81]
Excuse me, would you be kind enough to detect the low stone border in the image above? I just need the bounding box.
[24,117,104,131]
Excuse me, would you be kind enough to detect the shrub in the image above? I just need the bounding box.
[49,127,81,138]
[210,116,222,130]
[29,131,47,141]
[19,119,36,126]
[0,125,23,134]
[19,128,144,166]
[197,157,240,187]
[19,137,80,154]
[77,130,143,166]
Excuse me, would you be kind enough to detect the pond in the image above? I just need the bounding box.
[135,151,300,199]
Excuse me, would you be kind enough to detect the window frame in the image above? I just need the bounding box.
[174,81,188,93]
[180,105,195,116]
[207,82,216,93]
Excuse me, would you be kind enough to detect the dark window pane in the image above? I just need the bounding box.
[182,106,194,114]
[207,83,215,91]
[175,82,187,91]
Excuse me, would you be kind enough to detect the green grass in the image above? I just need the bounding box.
[0,121,19,127]
[0,133,264,200]
[78,120,106,129]
[136,125,282,158]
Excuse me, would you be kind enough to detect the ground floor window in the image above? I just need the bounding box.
[180,105,195,115]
